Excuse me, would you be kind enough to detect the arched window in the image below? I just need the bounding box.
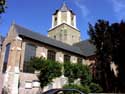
[24,43,36,62]
[71,15,74,26]
[23,43,36,73]
[54,17,57,26]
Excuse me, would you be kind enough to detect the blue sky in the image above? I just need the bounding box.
[0,0,125,40]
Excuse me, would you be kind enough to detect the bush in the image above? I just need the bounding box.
[64,62,92,85]
[63,61,103,93]
[29,57,62,88]
[89,83,103,93]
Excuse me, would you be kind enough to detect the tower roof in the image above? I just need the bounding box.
[60,2,69,12]
[53,2,75,15]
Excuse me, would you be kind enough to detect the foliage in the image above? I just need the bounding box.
[88,19,125,92]
[89,83,103,93]
[64,62,77,83]
[29,57,62,88]
[64,62,92,84]
[110,21,125,92]
[30,57,103,92]
[64,62,103,93]
[0,0,6,14]
[29,57,45,70]
[63,84,90,94]
[88,20,115,92]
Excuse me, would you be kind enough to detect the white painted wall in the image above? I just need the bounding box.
[67,11,71,25]
[57,11,61,25]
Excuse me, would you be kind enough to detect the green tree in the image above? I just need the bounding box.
[64,62,103,93]
[110,21,125,92]
[88,20,116,92]
[0,0,6,14]
[29,57,62,90]
[89,83,103,93]
[88,20,125,92]
[64,62,92,84]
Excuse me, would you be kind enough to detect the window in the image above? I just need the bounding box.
[59,33,62,41]
[78,57,82,63]
[24,43,36,62]
[47,50,56,61]
[54,35,56,39]
[2,43,11,73]
[64,29,67,40]
[23,43,36,73]
[64,34,67,40]
[71,16,74,21]
[64,55,70,62]
[71,16,74,26]
[54,17,57,26]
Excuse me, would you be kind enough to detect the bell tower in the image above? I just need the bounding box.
[52,2,77,28]
[48,2,80,45]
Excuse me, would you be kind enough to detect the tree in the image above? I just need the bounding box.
[0,0,6,14]
[29,57,62,90]
[110,21,125,92]
[29,57,103,93]
[88,20,125,92]
[89,83,103,93]
[88,20,114,92]
[64,62,92,84]
[88,20,117,92]
[63,62,103,93]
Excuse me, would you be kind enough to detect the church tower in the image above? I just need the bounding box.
[48,2,81,45]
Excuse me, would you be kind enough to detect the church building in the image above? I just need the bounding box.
[0,3,96,94]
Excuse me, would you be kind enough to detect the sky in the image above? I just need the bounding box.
[0,0,125,40]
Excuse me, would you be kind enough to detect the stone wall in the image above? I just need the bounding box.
[48,23,80,45]
[0,73,4,94]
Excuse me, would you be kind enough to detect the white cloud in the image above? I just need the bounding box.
[74,0,89,17]
[110,0,125,20]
